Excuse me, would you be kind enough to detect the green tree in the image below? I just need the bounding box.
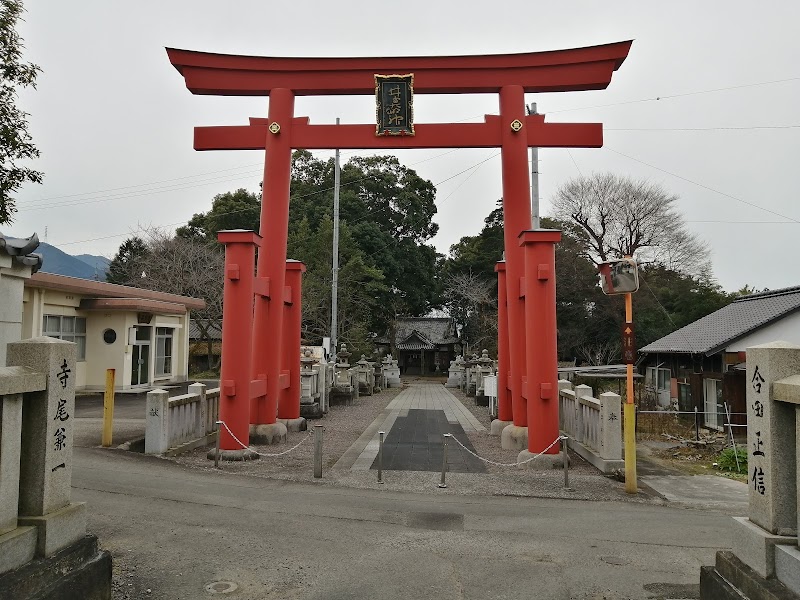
[632,266,733,347]
[288,151,441,348]
[180,152,442,353]
[441,203,505,354]
[106,236,149,285]
[288,215,387,356]
[0,0,42,224]
[176,188,261,242]
[445,204,505,280]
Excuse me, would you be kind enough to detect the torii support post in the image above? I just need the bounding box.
[215,230,262,460]
[499,85,531,429]
[491,261,513,436]
[518,229,562,467]
[252,88,295,433]
[278,260,306,430]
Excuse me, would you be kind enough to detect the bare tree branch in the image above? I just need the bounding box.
[552,173,710,276]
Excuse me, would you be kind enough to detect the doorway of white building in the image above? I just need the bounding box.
[131,326,151,386]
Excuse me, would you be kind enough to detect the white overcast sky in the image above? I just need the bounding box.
[11,1,800,293]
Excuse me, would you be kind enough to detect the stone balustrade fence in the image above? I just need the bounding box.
[558,380,623,473]
[145,383,220,456]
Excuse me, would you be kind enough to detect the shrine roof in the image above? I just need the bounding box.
[166,41,632,96]
[376,317,460,347]
[640,286,800,356]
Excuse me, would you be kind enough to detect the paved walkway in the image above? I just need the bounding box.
[334,383,486,473]
[72,445,734,600]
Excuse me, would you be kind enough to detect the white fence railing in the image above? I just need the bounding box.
[146,383,220,455]
[558,380,623,472]
[579,393,602,452]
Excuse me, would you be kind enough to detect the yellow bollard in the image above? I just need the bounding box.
[624,292,637,494]
[102,369,115,447]
[624,402,637,493]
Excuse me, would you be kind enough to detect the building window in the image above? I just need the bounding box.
[42,315,86,360]
[646,366,670,392]
[155,327,173,377]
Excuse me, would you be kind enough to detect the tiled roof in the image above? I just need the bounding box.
[396,330,436,350]
[189,320,222,340]
[640,285,800,356]
[376,317,459,346]
[0,232,42,272]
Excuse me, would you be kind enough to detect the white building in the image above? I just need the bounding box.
[20,272,205,391]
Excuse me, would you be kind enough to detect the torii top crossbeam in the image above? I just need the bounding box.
[167,41,631,96]
[166,42,631,151]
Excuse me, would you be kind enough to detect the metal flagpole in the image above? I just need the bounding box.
[330,117,341,356]
[527,102,540,229]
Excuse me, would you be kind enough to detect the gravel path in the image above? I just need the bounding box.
[171,380,660,504]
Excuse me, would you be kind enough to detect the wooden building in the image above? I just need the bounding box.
[638,286,800,429]
[376,317,461,376]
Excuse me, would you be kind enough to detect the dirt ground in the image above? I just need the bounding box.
[644,435,748,482]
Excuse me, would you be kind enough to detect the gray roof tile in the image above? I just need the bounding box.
[640,286,800,355]
[189,320,222,340]
[376,317,459,346]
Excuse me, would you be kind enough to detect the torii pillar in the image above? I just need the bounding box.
[166,40,632,456]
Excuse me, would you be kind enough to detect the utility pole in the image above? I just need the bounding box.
[330,118,341,357]
[527,102,540,229]
[598,257,640,494]
[623,290,637,494]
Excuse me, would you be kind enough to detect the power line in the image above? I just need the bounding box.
[19,162,266,204]
[19,147,370,207]
[607,125,800,131]
[687,220,800,224]
[19,171,264,212]
[604,146,800,224]
[436,154,497,205]
[51,151,493,250]
[21,147,462,213]
[549,76,800,114]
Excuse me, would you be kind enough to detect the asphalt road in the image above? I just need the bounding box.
[72,447,735,600]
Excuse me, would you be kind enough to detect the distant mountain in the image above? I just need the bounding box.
[74,253,111,273]
[37,243,109,281]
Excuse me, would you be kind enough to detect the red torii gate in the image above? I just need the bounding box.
[167,41,631,459]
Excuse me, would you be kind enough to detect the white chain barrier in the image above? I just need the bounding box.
[217,420,313,457]
[447,434,568,467]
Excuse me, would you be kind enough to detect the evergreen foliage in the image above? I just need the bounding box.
[0,0,42,224]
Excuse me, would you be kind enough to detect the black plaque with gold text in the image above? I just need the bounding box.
[375,74,414,136]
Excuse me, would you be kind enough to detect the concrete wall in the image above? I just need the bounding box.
[0,254,33,367]
[726,310,800,352]
[84,312,129,390]
[23,288,88,387]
